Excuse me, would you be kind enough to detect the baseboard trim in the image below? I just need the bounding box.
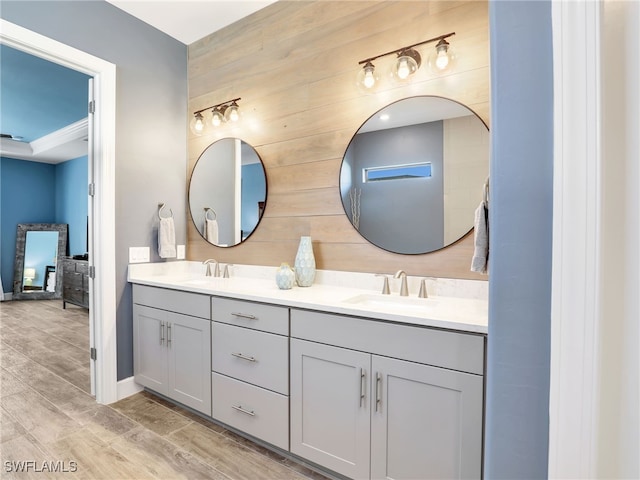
[117,376,143,401]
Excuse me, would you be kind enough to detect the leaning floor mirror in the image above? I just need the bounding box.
[13,223,68,300]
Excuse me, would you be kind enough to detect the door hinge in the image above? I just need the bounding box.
[90,347,97,361]
[88,100,95,114]
[89,265,95,279]
[88,183,95,197]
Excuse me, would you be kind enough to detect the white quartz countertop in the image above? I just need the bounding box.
[128,262,488,334]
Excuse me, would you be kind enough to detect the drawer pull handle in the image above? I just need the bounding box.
[231,352,257,362]
[232,405,255,416]
[231,312,257,320]
[160,321,165,345]
[360,368,366,407]
[167,323,172,346]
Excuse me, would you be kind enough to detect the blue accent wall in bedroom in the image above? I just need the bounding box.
[0,157,56,293]
[0,156,87,293]
[56,156,88,255]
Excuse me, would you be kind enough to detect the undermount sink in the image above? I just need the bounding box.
[342,293,437,313]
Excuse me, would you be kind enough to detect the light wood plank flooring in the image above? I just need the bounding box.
[0,300,329,480]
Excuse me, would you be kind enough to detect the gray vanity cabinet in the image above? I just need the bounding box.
[290,309,485,480]
[133,285,211,416]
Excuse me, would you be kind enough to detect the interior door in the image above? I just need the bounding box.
[87,76,96,396]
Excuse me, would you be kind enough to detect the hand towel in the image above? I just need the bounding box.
[471,200,489,274]
[204,218,219,244]
[158,217,177,258]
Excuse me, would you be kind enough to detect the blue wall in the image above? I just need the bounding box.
[1,156,87,293]
[56,156,88,255]
[0,157,56,292]
[485,1,553,477]
[241,163,266,239]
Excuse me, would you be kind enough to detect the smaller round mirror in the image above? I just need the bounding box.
[340,96,489,255]
[189,138,267,247]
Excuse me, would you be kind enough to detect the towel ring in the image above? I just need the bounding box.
[204,207,217,220]
[158,203,173,219]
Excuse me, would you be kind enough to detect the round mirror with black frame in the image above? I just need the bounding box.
[189,138,267,247]
[339,96,489,255]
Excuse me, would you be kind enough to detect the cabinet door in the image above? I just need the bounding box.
[290,339,371,479]
[370,356,484,480]
[133,304,168,394]
[166,312,212,416]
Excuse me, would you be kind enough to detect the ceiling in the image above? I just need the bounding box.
[104,0,277,45]
[0,1,275,164]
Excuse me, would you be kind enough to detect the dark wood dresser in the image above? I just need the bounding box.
[62,257,89,309]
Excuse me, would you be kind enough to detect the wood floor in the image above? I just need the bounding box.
[0,300,329,479]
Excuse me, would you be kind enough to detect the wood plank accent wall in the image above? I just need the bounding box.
[187,0,489,280]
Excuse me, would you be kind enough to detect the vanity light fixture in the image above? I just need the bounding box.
[190,97,242,135]
[356,32,455,90]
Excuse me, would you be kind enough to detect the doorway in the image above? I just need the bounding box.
[1,18,118,404]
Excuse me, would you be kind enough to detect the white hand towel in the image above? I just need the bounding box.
[204,218,219,244]
[158,217,176,258]
[471,200,489,274]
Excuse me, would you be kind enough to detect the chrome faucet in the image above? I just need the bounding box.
[394,270,409,296]
[203,258,219,277]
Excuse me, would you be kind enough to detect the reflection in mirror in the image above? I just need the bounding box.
[13,223,68,300]
[189,138,267,247]
[340,96,489,254]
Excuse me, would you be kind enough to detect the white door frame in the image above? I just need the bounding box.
[549,2,601,477]
[1,19,119,404]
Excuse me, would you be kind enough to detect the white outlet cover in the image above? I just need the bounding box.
[177,245,185,260]
[129,246,150,263]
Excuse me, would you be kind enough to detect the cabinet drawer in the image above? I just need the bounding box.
[212,297,288,335]
[64,272,84,289]
[212,372,288,450]
[75,262,89,275]
[212,322,288,394]
[133,284,210,319]
[64,286,85,305]
[291,309,485,375]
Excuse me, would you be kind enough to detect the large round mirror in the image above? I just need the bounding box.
[340,96,489,254]
[189,138,267,247]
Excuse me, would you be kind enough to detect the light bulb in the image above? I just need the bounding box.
[357,61,380,93]
[189,112,206,135]
[436,49,449,70]
[397,58,410,79]
[224,102,240,122]
[392,49,420,83]
[428,38,456,74]
[211,108,223,127]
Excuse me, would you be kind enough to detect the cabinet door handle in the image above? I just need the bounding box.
[231,352,257,362]
[160,321,165,345]
[167,323,172,346]
[232,405,255,417]
[231,312,257,320]
[360,368,366,407]
[375,372,382,412]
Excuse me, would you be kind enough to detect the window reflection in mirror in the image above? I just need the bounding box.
[340,96,489,255]
[189,138,267,247]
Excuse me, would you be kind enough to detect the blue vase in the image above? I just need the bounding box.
[294,236,315,287]
[275,263,295,290]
